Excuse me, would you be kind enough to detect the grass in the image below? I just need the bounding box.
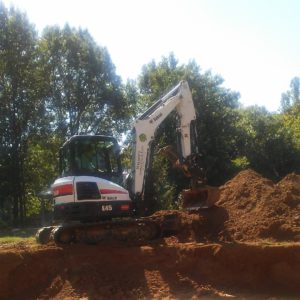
[0,236,35,243]
[0,227,37,244]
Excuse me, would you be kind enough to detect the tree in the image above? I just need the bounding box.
[188,67,240,184]
[23,135,61,218]
[236,106,300,180]
[40,25,132,139]
[281,76,300,111]
[0,3,45,224]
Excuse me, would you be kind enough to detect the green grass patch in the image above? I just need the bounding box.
[0,236,35,243]
[0,227,37,243]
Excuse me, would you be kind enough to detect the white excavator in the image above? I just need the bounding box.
[36,81,219,244]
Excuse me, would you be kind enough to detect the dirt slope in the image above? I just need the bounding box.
[1,241,300,300]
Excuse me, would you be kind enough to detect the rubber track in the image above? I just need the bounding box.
[36,218,161,245]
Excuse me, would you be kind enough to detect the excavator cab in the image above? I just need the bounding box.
[59,135,123,186]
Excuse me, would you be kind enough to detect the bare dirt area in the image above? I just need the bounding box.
[1,169,300,299]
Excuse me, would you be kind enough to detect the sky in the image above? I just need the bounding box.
[2,0,300,112]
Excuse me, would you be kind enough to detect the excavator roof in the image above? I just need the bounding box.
[62,135,117,148]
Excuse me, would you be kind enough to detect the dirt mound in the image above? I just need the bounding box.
[139,170,300,243]
[216,169,300,242]
[151,170,300,243]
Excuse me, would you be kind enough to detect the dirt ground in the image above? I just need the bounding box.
[1,169,300,299]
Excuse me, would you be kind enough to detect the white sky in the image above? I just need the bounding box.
[3,0,300,111]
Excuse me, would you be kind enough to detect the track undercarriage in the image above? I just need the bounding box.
[36,213,180,245]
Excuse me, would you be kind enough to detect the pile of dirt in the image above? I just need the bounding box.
[151,169,300,243]
[216,169,300,242]
[143,169,300,243]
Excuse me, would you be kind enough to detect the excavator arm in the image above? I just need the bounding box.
[131,80,219,213]
[132,81,196,198]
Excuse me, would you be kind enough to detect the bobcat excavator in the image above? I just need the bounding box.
[36,81,219,244]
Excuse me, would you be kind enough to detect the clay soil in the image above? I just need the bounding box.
[1,169,300,299]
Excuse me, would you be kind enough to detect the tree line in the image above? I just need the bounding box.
[1,3,300,225]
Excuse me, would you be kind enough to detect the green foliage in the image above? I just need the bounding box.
[281,77,300,111]
[231,156,250,170]
[39,25,131,138]
[281,103,300,149]
[188,69,240,184]
[236,106,300,180]
[0,4,44,224]
[25,135,60,188]
[148,140,179,212]
[24,135,61,216]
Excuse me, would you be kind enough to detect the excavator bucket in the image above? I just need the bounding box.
[158,145,220,210]
[181,186,220,211]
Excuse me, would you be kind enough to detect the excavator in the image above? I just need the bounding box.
[36,81,219,244]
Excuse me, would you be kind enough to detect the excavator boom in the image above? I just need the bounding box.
[132,80,219,211]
